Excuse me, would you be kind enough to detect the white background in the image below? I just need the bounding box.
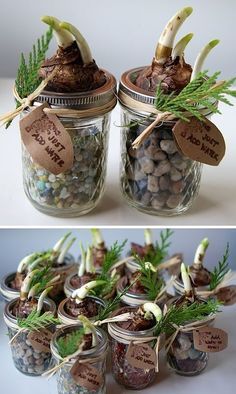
[0,0,236,79]
[0,228,235,278]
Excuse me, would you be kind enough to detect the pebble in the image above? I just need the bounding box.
[148,175,159,192]
[139,157,154,174]
[160,140,178,154]
[22,126,106,212]
[178,335,192,351]
[123,125,195,213]
[154,160,171,177]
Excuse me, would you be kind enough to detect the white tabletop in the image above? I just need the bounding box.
[0,78,235,226]
[0,301,235,394]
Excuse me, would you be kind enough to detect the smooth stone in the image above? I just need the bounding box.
[48,174,56,182]
[127,167,146,181]
[173,348,189,360]
[139,157,154,174]
[160,140,178,154]
[36,181,45,191]
[159,175,170,191]
[166,194,182,209]
[153,160,171,176]
[170,153,188,170]
[148,175,159,192]
[188,348,201,360]
[141,191,151,206]
[151,192,169,209]
[161,130,173,140]
[170,180,185,194]
[178,335,192,351]
[59,188,70,199]
[170,167,182,181]
[128,146,144,159]
[25,349,33,357]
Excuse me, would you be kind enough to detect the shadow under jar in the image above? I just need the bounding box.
[51,325,108,394]
[119,68,216,216]
[21,71,116,217]
[4,297,56,376]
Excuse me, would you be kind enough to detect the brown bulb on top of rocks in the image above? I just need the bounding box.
[39,41,106,93]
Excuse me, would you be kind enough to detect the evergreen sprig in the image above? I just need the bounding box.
[6,27,53,129]
[100,240,127,277]
[155,71,236,122]
[138,258,164,300]
[154,299,220,336]
[30,263,54,295]
[209,243,230,290]
[56,327,85,358]
[146,229,174,267]
[96,276,140,321]
[17,309,59,331]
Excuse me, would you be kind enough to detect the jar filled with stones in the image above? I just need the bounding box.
[119,68,204,216]
[4,297,56,376]
[20,19,117,217]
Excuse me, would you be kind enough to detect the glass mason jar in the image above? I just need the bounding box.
[173,276,210,299]
[21,72,116,217]
[4,297,56,376]
[117,276,170,309]
[119,68,216,216]
[51,325,108,394]
[58,296,105,325]
[0,254,76,304]
[167,323,211,376]
[108,306,157,389]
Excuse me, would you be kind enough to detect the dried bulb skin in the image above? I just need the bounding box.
[135,56,192,94]
[10,272,26,290]
[189,264,211,287]
[70,272,98,288]
[39,41,106,93]
[11,298,38,319]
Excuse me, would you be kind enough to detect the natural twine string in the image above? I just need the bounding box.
[174,270,236,299]
[0,67,116,127]
[118,89,217,149]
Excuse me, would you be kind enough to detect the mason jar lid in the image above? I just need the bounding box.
[0,273,19,302]
[58,296,105,325]
[4,296,56,330]
[34,70,117,110]
[117,276,149,306]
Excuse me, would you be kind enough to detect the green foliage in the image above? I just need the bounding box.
[100,240,127,277]
[30,262,54,296]
[138,258,164,300]
[96,276,139,321]
[17,309,59,331]
[6,28,52,129]
[145,229,174,267]
[155,71,236,122]
[56,328,85,358]
[209,243,230,290]
[155,299,220,336]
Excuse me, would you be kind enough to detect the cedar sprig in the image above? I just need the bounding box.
[155,71,236,122]
[145,229,174,267]
[17,309,59,331]
[100,239,127,278]
[209,243,230,290]
[30,263,54,296]
[96,274,141,321]
[154,299,220,336]
[138,258,164,300]
[6,28,53,129]
[56,327,85,358]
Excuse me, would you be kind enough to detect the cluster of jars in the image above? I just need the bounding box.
[1,243,221,393]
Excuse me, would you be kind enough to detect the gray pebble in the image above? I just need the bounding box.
[139,157,154,174]
[178,335,192,351]
[166,194,182,208]
[141,191,151,206]
[170,167,182,181]
[148,176,159,193]
[159,175,170,191]
[188,348,201,360]
[170,153,188,171]
[170,180,185,194]
[153,160,171,176]
[160,140,178,154]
